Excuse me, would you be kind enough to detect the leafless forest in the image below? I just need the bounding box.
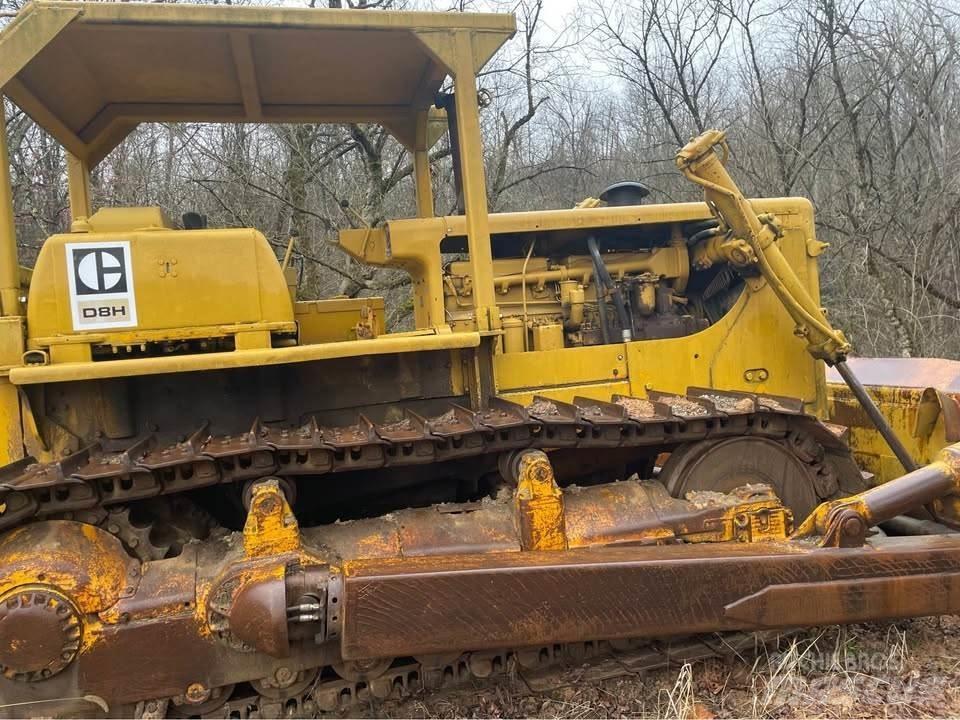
[2,0,959,358]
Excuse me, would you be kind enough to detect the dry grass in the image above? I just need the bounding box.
[350,617,960,719]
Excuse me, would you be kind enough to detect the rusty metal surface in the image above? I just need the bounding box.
[339,535,960,659]
[0,587,82,682]
[830,361,960,440]
[308,502,521,560]
[724,572,960,626]
[308,465,799,565]
[827,358,960,478]
[512,450,567,551]
[0,520,135,614]
[661,436,825,519]
[563,480,790,546]
[3,439,960,712]
[75,615,335,707]
[5,400,960,713]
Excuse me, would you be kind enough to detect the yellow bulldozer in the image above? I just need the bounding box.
[1,2,960,717]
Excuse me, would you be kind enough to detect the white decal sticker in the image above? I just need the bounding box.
[65,241,138,330]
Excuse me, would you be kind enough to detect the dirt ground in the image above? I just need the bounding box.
[351,617,960,719]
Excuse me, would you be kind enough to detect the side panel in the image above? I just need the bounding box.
[296,298,385,344]
[491,199,824,411]
[26,228,293,346]
[26,350,465,457]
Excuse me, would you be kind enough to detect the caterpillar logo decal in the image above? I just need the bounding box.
[65,241,138,330]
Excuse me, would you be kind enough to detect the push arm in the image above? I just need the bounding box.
[676,130,849,365]
[676,129,917,474]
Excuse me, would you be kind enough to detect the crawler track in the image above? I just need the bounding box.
[0,388,858,534]
[143,630,776,718]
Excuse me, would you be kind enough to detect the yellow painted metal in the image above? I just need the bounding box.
[0,381,23,465]
[295,297,385,345]
[338,226,446,330]
[0,1,515,161]
[410,27,500,328]
[243,479,301,558]
[685,495,792,544]
[413,110,434,218]
[26,226,293,349]
[352,196,811,329]
[450,31,497,332]
[677,130,850,365]
[481,251,685,290]
[0,521,131,616]
[500,382,634,408]
[66,153,92,221]
[501,317,525,354]
[830,385,945,482]
[0,98,21,317]
[486,197,823,414]
[624,282,818,410]
[531,323,564,352]
[0,317,25,464]
[81,206,174,233]
[514,450,567,551]
[494,290,818,413]
[0,2,82,89]
[795,443,960,540]
[495,343,629,393]
[827,359,960,483]
[445,247,688,333]
[0,0,874,517]
[9,330,482,385]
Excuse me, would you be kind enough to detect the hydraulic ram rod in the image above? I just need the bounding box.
[795,443,960,542]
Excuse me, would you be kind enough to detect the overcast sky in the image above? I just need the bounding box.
[537,0,579,34]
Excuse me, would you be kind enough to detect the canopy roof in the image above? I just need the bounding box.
[0,1,515,164]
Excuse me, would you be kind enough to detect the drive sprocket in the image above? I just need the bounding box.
[661,434,843,519]
[100,496,219,562]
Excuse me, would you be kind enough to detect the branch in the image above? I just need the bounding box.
[496,164,593,196]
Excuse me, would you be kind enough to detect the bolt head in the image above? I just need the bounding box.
[274,666,295,686]
[185,682,210,704]
[842,516,863,536]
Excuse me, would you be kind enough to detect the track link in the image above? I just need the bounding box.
[0,388,855,533]
[161,631,775,719]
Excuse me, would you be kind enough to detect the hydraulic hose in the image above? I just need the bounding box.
[688,227,721,247]
[587,235,632,343]
[594,278,612,345]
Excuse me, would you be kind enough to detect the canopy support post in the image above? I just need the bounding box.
[0,98,21,316]
[413,111,434,219]
[451,30,498,333]
[66,152,92,222]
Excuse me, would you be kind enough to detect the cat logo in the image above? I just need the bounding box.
[75,248,127,294]
[65,241,138,330]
